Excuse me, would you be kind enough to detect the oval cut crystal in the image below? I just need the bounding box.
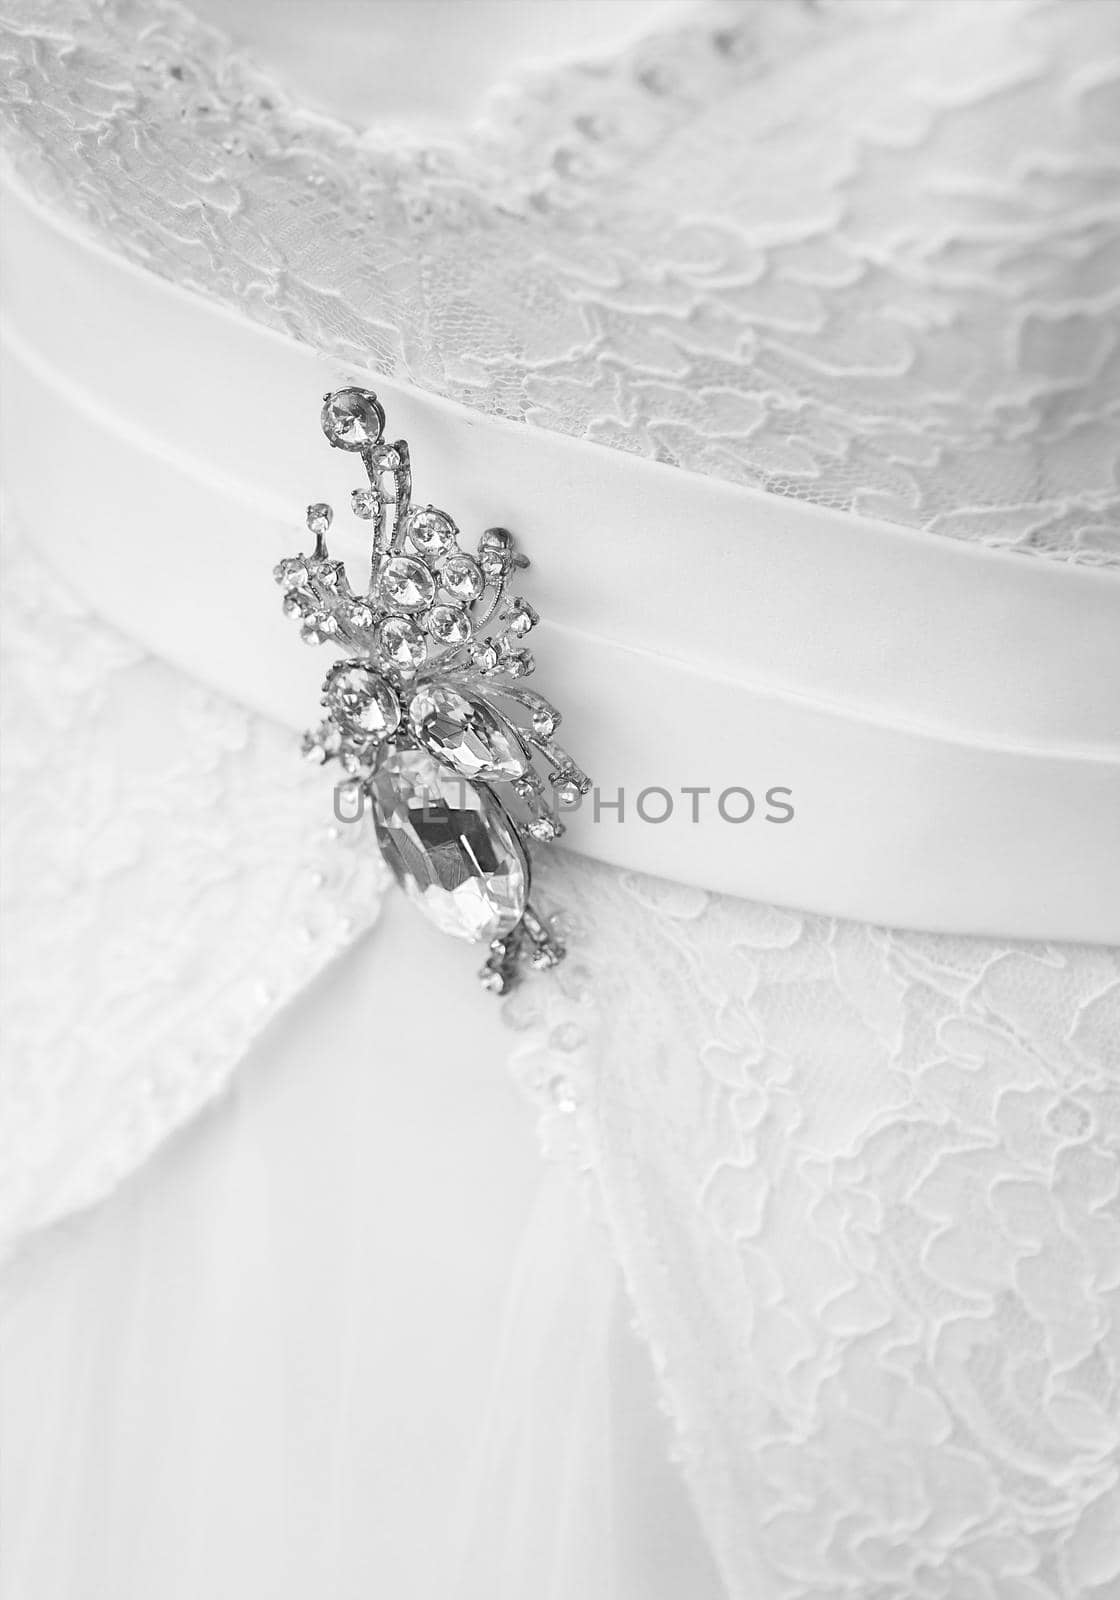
[378,555,436,612]
[323,662,401,738]
[409,685,531,780]
[372,748,529,942]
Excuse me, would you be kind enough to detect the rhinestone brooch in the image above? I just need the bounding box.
[274,388,591,992]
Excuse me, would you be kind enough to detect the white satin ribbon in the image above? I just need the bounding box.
[2,174,1118,942]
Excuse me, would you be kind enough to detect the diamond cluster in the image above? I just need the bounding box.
[275,388,591,991]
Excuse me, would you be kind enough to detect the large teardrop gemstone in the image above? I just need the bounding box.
[408,684,531,781]
[371,748,529,941]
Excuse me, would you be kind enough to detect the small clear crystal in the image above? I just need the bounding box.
[377,615,428,672]
[321,388,385,451]
[276,559,309,592]
[426,605,472,645]
[346,602,374,631]
[528,816,560,842]
[370,443,401,471]
[440,553,484,602]
[306,503,333,536]
[470,641,499,672]
[554,779,581,807]
[378,555,436,612]
[410,684,531,780]
[301,616,336,645]
[406,507,457,559]
[506,599,539,638]
[479,528,514,580]
[531,707,557,737]
[502,650,534,678]
[317,560,346,591]
[351,488,380,520]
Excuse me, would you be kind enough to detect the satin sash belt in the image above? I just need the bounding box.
[2,176,1118,942]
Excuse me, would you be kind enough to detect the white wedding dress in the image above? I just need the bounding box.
[1,2,1118,1597]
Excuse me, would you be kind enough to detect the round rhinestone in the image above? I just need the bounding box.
[306,503,333,536]
[531,706,557,738]
[351,488,380,520]
[426,605,472,645]
[440,553,484,602]
[406,507,457,559]
[377,615,428,672]
[320,388,385,451]
[377,555,436,612]
[323,662,401,738]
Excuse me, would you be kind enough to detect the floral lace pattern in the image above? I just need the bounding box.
[1,0,1118,565]
[0,526,387,1251]
[507,853,1120,1600]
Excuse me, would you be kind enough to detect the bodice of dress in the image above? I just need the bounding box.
[1,3,1119,1597]
[2,0,1118,564]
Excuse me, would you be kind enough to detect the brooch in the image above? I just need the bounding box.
[274,388,591,992]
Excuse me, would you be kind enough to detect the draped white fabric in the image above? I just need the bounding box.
[1,851,719,1600]
[1,2,1119,1597]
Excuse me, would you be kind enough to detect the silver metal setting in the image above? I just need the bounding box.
[275,388,591,992]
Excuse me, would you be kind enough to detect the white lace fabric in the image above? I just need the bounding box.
[507,856,1120,1599]
[0,526,387,1246]
[1,0,1118,564]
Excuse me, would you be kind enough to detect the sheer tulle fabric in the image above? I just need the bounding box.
[1,887,719,1600]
